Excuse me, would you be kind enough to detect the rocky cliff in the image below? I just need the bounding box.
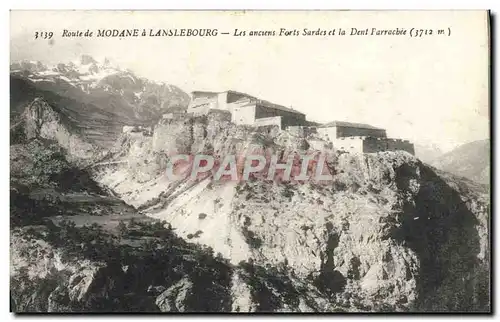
[14,98,99,164]
[90,112,490,312]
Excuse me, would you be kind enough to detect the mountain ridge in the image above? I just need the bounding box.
[11,55,190,124]
[432,139,490,184]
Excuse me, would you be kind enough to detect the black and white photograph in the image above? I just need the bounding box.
[9,10,491,313]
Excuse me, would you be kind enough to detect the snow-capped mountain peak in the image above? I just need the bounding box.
[11,55,124,88]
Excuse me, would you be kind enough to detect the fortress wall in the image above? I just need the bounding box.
[281,114,307,127]
[232,104,256,125]
[227,98,253,114]
[337,126,387,138]
[333,136,415,155]
[317,127,337,141]
[192,91,218,100]
[187,103,215,115]
[386,139,415,155]
[217,92,229,110]
[253,116,283,128]
[333,136,365,153]
[306,127,318,136]
[187,95,219,114]
[363,137,389,153]
[363,137,415,154]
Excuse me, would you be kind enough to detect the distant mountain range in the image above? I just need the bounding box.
[10,55,190,146]
[432,139,490,185]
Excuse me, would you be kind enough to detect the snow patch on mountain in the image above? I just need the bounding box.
[11,55,191,123]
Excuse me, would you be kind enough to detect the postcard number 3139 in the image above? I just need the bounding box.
[34,31,54,39]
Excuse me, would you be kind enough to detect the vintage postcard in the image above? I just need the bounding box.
[9,10,490,313]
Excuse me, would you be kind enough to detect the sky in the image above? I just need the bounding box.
[10,10,490,152]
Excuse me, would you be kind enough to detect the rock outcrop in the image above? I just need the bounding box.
[155,278,194,312]
[9,90,490,312]
[16,98,99,163]
[91,114,490,312]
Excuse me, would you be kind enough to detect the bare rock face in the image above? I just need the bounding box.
[92,115,489,312]
[23,98,97,162]
[230,270,257,312]
[10,221,235,313]
[46,264,118,312]
[10,230,110,312]
[11,58,489,312]
[155,278,194,312]
[10,111,489,312]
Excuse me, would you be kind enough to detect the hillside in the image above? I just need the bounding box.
[10,121,236,313]
[413,144,443,165]
[432,139,490,185]
[10,71,490,312]
[92,112,490,312]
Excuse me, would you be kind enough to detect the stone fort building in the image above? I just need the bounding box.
[187,90,306,128]
[316,121,414,155]
[186,90,414,155]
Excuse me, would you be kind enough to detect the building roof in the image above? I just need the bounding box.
[259,100,305,115]
[228,90,305,115]
[319,121,385,130]
[191,90,305,116]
